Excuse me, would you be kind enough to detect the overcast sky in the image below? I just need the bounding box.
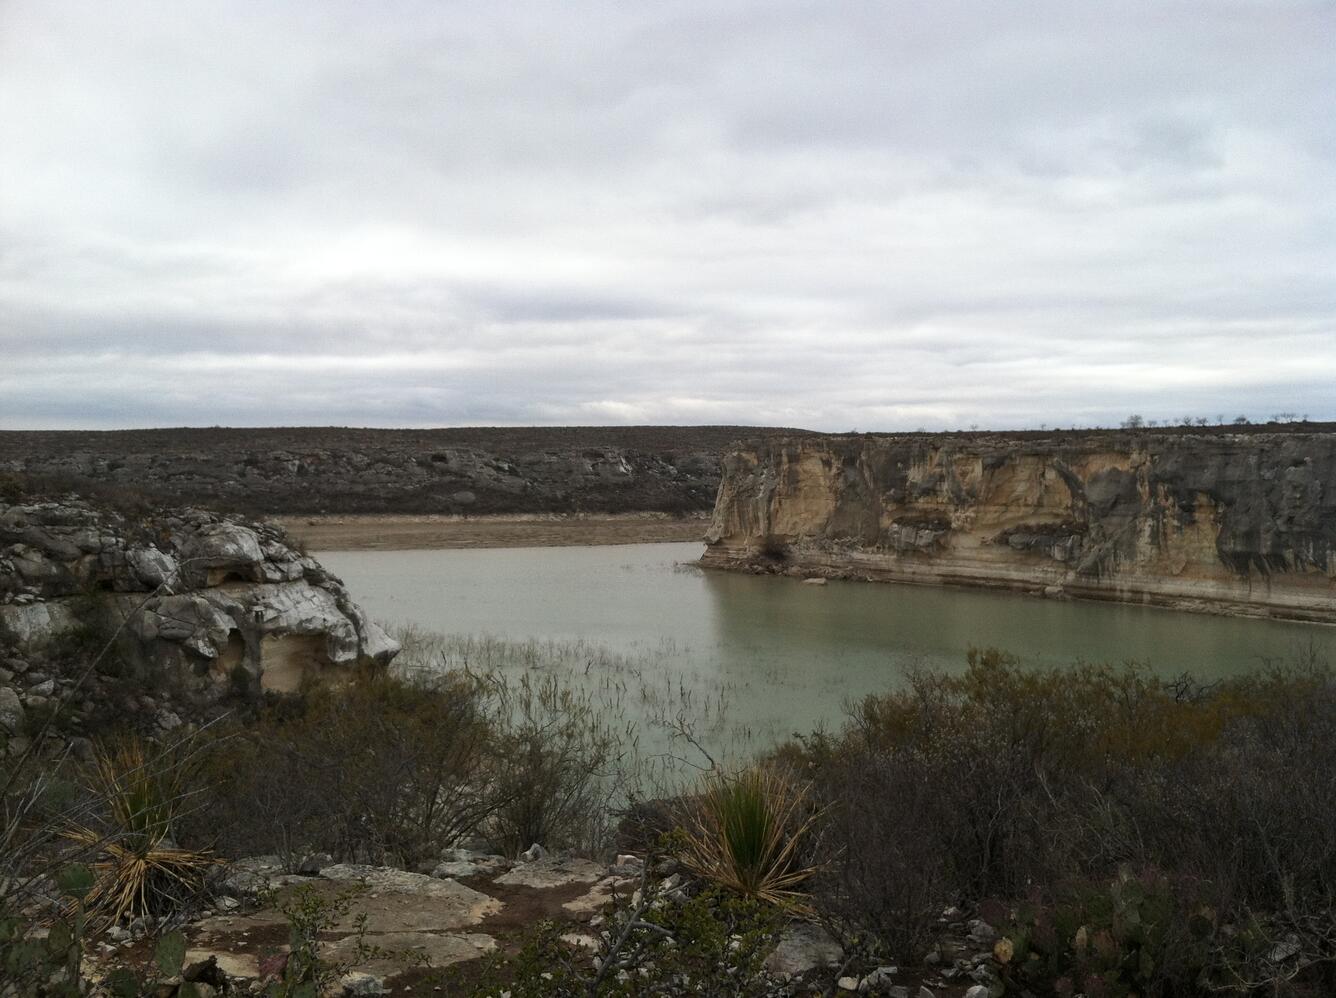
[2,2,1334,431]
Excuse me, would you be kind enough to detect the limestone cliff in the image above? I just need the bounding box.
[0,497,398,696]
[702,431,1336,622]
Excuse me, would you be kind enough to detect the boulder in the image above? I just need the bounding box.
[0,686,24,734]
[184,523,265,581]
[764,922,843,978]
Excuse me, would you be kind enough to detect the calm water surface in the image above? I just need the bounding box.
[322,543,1335,754]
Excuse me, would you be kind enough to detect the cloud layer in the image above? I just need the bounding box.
[3,1,1334,430]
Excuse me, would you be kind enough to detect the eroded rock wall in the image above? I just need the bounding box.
[702,432,1336,622]
[0,497,398,695]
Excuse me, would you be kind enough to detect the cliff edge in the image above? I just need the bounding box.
[0,496,398,708]
[702,431,1336,622]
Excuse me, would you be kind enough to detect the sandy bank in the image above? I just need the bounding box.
[276,513,708,551]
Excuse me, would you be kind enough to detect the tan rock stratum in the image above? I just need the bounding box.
[703,431,1336,622]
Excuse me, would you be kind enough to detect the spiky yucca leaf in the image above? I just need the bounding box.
[64,736,214,927]
[680,767,822,909]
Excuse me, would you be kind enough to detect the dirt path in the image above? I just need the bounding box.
[276,513,708,551]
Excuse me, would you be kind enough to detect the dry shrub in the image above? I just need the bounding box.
[190,668,635,866]
[484,672,631,857]
[191,670,499,868]
[794,648,1336,990]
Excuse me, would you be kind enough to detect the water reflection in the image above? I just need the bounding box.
[321,543,1334,748]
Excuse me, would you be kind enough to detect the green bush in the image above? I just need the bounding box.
[464,876,782,997]
[677,767,822,909]
[995,869,1219,997]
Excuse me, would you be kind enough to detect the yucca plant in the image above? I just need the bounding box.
[65,736,214,928]
[679,767,823,909]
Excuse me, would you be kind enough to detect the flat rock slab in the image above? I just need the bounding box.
[323,930,496,975]
[186,864,506,985]
[494,857,605,889]
[192,911,288,935]
[315,865,503,933]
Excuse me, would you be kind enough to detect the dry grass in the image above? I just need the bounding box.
[65,737,214,927]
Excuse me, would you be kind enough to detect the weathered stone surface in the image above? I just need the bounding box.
[0,601,77,647]
[0,497,397,691]
[318,864,503,926]
[763,922,843,977]
[326,931,494,976]
[704,431,1336,622]
[0,685,24,734]
[561,875,633,916]
[182,948,259,981]
[185,862,504,987]
[494,857,605,889]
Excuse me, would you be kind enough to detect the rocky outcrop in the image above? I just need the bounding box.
[703,431,1336,622]
[0,497,398,698]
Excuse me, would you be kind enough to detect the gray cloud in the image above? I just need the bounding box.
[2,0,1335,431]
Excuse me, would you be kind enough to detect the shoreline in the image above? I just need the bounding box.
[275,512,708,551]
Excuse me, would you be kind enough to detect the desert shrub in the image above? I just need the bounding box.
[1,723,213,996]
[804,730,948,960]
[485,671,634,856]
[791,648,1336,992]
[995,869,1220,998]
[463,864,783,997]
[190,670,501,868]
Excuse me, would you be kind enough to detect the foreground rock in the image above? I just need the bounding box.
[0,496,397,723]
[704,429,1336,622]
[187,864,500,983]
[154,854,981,997]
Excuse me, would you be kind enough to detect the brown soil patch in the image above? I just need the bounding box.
[278,513,707,551]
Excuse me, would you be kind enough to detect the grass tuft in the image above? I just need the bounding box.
[65,737,214,927]
[679,767,822,910]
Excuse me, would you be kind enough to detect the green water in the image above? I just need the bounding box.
[321,543,1335,757]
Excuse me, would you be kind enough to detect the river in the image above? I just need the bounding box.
[321,542,1335,762]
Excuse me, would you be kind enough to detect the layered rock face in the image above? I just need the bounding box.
[703,432,1336,622]
[0,497,398,694]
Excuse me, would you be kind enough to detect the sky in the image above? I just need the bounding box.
[2,1,1335,432]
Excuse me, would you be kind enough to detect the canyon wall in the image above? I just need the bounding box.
[702,431,1336,622]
